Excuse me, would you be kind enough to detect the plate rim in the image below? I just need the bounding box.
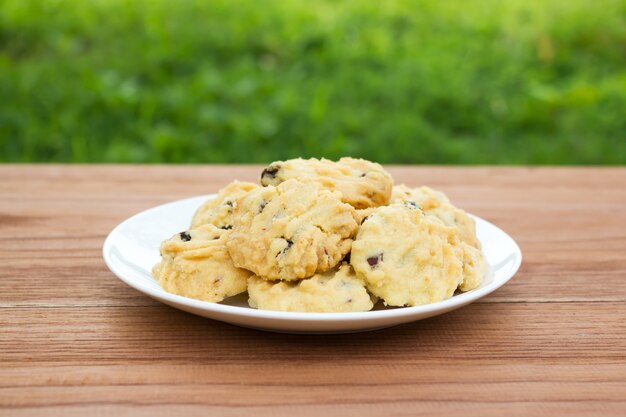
[102,194,522,323]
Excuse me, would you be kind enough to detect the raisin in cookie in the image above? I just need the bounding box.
[191,181,259,229]
[247,264,375,312]
[226,179,359,280]
[260,157,393,209]
[351,204,464,306]
[392,185,480,249]
[152,224,250,302]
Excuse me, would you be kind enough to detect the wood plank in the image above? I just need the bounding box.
[3,363,625,388]
[2,381,625,407]
[1,165,625,416]
[1,363,625,414]
[1,303,624,366]
[4,403,626,417]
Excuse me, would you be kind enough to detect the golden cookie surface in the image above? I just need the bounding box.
[226,179,359,280]
[152,224,250,302]
[392,185,480,249]
[260,157,393,209]
[392,185,486,291]
[248,264,375,312]
[457,242,487,292]
[351,204,464,306]
[191,181,259,229]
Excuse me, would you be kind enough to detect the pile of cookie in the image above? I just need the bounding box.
[152,157,486,312]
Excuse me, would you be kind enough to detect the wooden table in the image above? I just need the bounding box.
[1,165,625,416]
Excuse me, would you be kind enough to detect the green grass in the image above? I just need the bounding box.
[1,0,625,164]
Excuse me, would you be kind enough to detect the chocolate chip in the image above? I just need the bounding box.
[179,231,192,242]
[405,201,420,210]
[347,298,353,303]
[360,172,367,177]
[220,225,233,230]
[279,239,293,256]
[367,253,383,268]
[261,165,281,180]
[259,200,268,213]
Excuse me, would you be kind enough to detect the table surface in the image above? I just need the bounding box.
[1,165,625,417]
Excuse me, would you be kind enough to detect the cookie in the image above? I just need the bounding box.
[392,185,486,290]
[191,181,259,229]
[247,264,375,312]
[351,204,464,306]
[152,224,250,302]
[226,179,359,280]
[260,157,393,209]
[458,242,487,292]
[392,185,480,249]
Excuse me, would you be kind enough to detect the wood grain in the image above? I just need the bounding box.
[1,165,625,417]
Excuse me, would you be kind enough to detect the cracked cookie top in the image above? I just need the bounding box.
[152,224,251,302]
[351,204,464,307]
[191,181,259,229]
[247,263,375,312]
[260,157,393,209]
[392,185,480,249]
[226,179,359,280]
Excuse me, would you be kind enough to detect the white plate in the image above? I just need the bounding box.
[103,195,522,334]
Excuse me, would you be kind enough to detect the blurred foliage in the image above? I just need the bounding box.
[0,0,625,164]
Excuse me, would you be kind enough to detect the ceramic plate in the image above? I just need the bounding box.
[103,195,522,333]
